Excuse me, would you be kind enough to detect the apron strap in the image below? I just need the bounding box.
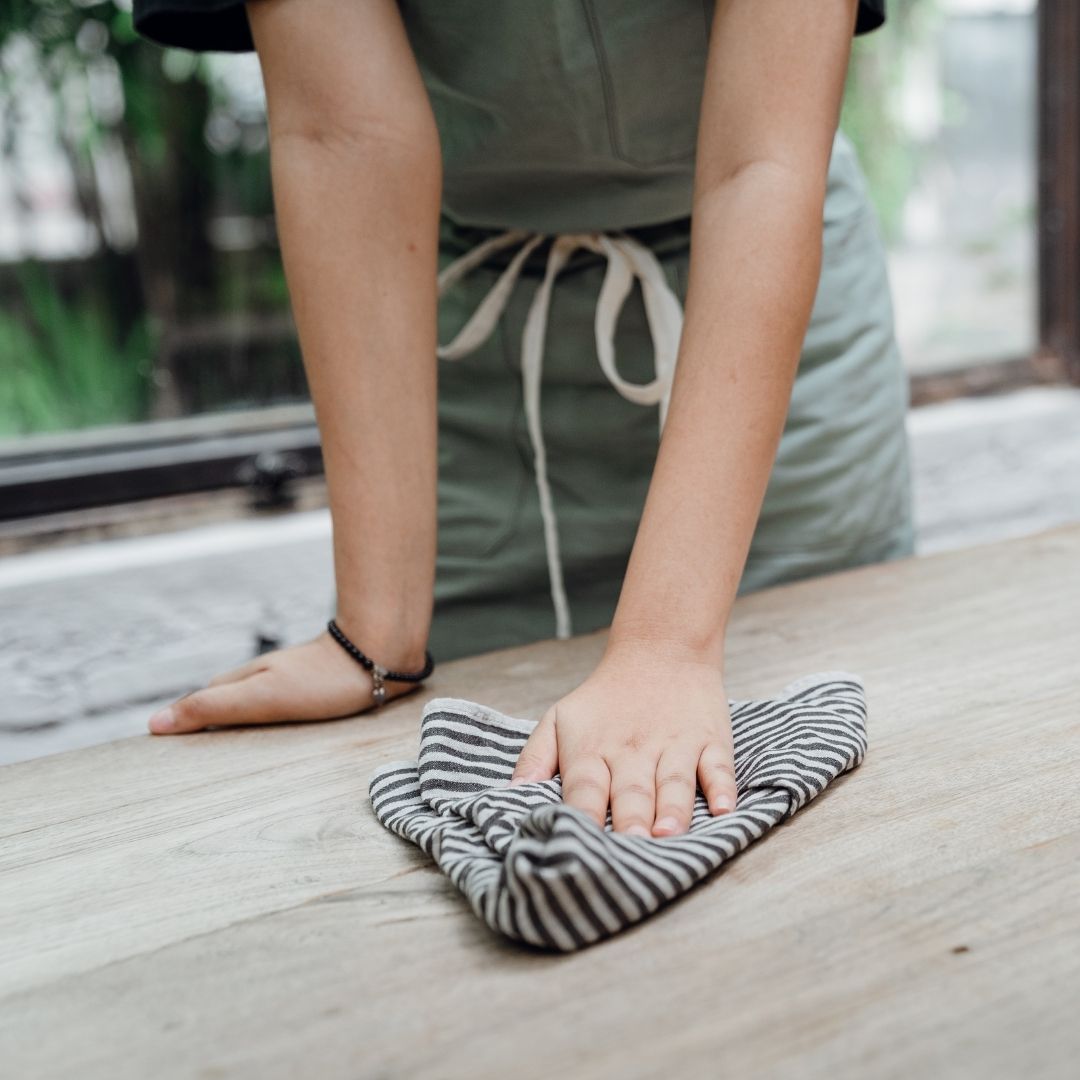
[436,229,686,640]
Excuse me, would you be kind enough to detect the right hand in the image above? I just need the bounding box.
[147,629,425,735]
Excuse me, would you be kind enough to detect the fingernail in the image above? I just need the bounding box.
[509,775,531,787]
[712,794,736,814]
[148,707,175,733]
[653,816,679,836]
[626,825,650,838]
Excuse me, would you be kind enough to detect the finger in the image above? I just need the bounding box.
[651,745,701,836]
[206,657,269,688]
[608,756,656,837]
[510,711,559,784]
[148,676,282,734]
[560,756,611,831]
[698,740,738,816]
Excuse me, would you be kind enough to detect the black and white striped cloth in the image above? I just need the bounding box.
[368,670,868,951]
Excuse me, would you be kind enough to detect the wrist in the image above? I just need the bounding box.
[330,606,432,673]
[603,621,727,673]
[609,571,732,672]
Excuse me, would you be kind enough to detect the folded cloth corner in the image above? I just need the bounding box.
[368,670,868,952]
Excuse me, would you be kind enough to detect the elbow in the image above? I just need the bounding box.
[693,155,828,223]
[268,107,442,180]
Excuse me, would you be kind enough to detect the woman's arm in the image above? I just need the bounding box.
[608,0,859,662]
[250,0,440,658]
[149,0,441,733]
[510,0,861,834]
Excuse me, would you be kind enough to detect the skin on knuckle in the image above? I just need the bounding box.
[704,768,738,794]
[565,787,606,816]
[701,776,736,804]
[655,778,693,815]
[565,773,607,798]
[568,751,608,779]
[514,721,557,772]
[172,696,207,728]
[656,769,694,790]
[700,749,736,775]
[653,757,695,824]
[701,774,737,806]
[513,752,542,776]
[610,779,654,802]
[563,763,609,818]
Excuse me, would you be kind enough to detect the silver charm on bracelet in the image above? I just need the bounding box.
[370,663,388,707]
[325,619,436,709]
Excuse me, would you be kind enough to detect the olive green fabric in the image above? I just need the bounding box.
[318,3,916,662]
[427,133,915,663]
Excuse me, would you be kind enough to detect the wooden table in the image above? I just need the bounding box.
[3,524,1079,1079]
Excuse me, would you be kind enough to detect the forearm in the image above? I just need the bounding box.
[268,127,441,667]
[608,163,825,669]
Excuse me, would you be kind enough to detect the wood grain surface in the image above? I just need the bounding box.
[2,523,1079,1079]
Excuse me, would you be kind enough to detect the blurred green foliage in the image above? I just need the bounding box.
[0,261,153,436]
[0,0,937,437]
[0,1,288,434]
[841,0,937,244]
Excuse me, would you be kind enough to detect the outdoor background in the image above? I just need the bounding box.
[0,0,1038,437]
[3,0,1077,766]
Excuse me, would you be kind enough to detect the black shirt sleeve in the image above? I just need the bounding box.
[132,0,257,54]
[855,0,886,36]
[131,0,888,56]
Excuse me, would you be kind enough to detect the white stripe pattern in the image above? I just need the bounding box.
[368,670,868,951]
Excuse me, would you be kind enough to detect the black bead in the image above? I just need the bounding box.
[326,619,435,683]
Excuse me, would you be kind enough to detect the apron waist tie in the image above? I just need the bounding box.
[436,229,686,640]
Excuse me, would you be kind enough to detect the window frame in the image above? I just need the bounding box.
[1,0,1077,522]
[1036,0,1080,386]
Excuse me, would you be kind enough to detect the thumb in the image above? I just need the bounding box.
[509,709,559,785]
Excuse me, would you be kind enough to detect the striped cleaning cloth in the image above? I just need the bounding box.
[368,670,868,951]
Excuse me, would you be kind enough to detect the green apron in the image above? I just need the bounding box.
[392,0,915,662]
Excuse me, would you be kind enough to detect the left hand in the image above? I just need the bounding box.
[509,641,738,836]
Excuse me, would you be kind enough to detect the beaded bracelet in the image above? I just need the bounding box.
[326,619,435,707]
